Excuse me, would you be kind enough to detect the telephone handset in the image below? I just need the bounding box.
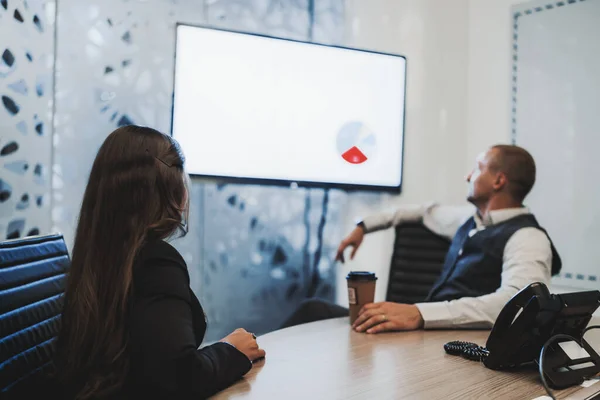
[484,281,554,369]
[445,282,600,390]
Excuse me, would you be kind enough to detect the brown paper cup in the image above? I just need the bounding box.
[346,271,377,325]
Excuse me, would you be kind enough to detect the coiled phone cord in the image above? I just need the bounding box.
[443,340,490,362]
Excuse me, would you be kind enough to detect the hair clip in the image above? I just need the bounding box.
[146,149,174,168]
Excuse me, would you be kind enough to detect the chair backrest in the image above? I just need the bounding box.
[385,223,451,304]
[0,234,69,395]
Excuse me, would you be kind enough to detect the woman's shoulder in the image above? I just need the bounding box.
[134,239,189,285]
[137,239,186,266]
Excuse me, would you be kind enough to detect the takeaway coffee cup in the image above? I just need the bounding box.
[346,271,377,325]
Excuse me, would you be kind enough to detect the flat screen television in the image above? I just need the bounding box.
[171,24,407,191]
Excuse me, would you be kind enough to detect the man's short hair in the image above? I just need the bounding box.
[490,145,536,202]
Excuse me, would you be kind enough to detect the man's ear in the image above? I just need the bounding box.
[493,172,507,191]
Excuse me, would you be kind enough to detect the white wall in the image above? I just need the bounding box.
[465,0,519,171]
[336,0,471,304]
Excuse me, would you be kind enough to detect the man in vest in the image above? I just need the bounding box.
[282,145,561,332]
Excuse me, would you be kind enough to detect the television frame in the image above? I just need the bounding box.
[170,23,408,193]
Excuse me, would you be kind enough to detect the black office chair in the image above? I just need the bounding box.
[385,222,451,304]
[0,234,70,396]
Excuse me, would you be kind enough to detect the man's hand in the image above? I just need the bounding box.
[352,302,424,333]
[335,226,365,263]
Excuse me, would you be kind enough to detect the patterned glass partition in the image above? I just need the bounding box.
[52,0,345,340]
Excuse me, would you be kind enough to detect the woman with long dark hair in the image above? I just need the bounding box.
[54,125,264,399]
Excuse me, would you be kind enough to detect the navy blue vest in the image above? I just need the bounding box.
[426,214,562,302]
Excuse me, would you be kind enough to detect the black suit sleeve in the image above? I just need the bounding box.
[129,253,251,399]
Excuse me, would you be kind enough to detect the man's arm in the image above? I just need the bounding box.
[361,202,474,240]
[337,203,474,263]
[415,227,553,329]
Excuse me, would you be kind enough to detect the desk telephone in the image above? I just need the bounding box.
[444,282,600,394]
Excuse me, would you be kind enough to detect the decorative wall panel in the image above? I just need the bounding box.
[0,0,55,240]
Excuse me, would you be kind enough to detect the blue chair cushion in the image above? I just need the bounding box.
[0,234,69,395]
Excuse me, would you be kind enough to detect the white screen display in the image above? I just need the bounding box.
[172,25,406,190]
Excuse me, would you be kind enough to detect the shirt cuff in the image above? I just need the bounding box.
[415,302,454,329]
[360,215,387,234]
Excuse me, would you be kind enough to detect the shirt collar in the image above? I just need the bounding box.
[473,207,530,228]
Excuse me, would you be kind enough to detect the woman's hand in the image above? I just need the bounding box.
[220,328,265,362]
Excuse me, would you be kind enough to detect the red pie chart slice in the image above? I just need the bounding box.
[341,146,368,164]
[337,122,376,165]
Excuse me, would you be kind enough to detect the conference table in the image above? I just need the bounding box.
[211,317,600,400]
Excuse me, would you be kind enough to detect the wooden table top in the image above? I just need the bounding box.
[211,317,600,400]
